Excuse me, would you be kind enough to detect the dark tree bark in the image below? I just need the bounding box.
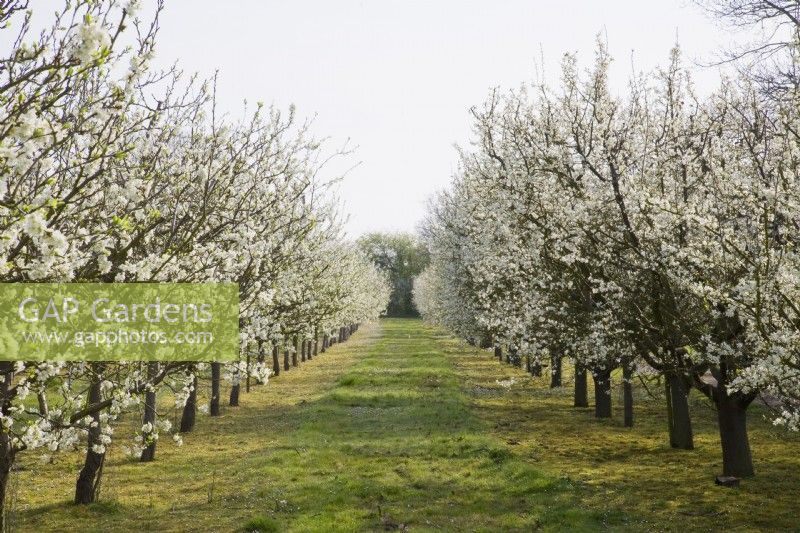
[245,350,251,393]
[37,391,49,417]
[696,311,755,476]
[574,364,589,407]
[271,344,280,376]
[0,443,13,531]
[0,363,17,528]
[283,347,290,371]
[623,362,634,428]
[593,367,612,418]
[530,360,542,376]
[75,371,105,504]
[301,338,307,362]
[716,395,754,477]
[479,333,492,348]
[210,362,221,417]
[140,362,158,462]
[550,354,562,388]
[180,373,198,433]
[292,337,298,367]
[494,346,502,361]
[666,373,694,449]
[229,383,240,407]
[322,334,328,352]
[508,346,520,367]
[313,332,319,356]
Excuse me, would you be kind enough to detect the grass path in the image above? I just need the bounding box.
[13,318,800,531]
[15,319,602,532]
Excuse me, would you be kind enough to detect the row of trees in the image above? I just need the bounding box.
[414,6,800,481]
[0,0,390,527]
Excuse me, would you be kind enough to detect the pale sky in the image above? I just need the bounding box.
[150,1,746,238]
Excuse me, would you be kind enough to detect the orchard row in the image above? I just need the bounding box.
[414,41,800,481]
[0,1,390,527]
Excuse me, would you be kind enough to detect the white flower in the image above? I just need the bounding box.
[125,0,141,18]
[71,20,111,65]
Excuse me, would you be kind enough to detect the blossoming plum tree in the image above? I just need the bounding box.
[416,38,800,479]
[0,0,391,523]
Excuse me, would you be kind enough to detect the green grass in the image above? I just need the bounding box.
[8,319,800,531]
[243,515,281,532]
[446,335,800,532]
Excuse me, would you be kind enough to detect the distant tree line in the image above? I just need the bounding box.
[358,232,430,317]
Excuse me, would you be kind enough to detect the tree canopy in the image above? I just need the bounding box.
[357,232,430,317]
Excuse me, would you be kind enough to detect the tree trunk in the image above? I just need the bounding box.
[550,354,562,387]
[313,332,319,357]
[210,362,221,417]
[479,333,492,348]
[623,362,633,428]
[0,444,13,531]
[665,377,674,441]
[180,374,197,433]
[75,372,105,504]
[229,383,240,407]
[666,373,694,450]
[717,396,754,477]
[322,334,328,352]
[292,337,298,367]
[530,360,542,376]
[306,340,312,361]
[271,344,280,376]
[593,368,612,418]
[245,351,251,393]
[37,391,49,417]
[574,364,588,407]
[494,346,502,361]
[0,363,17,529]
[509,346,520,367]
[140,362,158,462]
[283,348,290,371]
[301,338,307,362]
